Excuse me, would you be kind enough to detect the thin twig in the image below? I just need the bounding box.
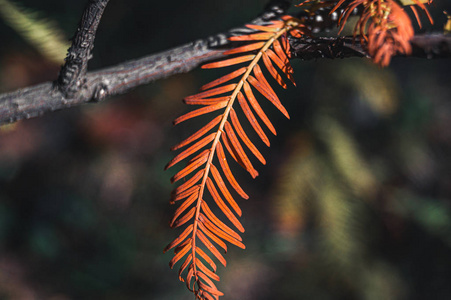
[290,35,451,60]
[57,0,110,97]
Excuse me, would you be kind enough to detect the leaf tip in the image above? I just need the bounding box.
[165,161,174,170]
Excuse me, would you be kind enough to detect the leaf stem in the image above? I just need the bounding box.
[188,21,294,295]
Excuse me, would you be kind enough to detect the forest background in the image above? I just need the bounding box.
[0,0,451,299]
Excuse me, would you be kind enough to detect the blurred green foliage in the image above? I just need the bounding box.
[0,0,69,64]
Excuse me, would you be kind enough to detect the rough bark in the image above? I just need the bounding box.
[57,0,110,98]
[0,0,449,125]
[290,35,451,60]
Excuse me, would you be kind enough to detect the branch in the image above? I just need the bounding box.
[0,39,225,124]
[0,0,449,125]
[410,34,451,59]
[0,0,292,125]
[290,34,451,60]
[57,0,110,98]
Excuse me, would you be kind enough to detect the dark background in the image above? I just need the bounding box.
[0,0,451,299]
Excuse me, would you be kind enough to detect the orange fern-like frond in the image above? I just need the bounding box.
[330,0,433,66]
[165,16,306,299]
[407,0,433,28]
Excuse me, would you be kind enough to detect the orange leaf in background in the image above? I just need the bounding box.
[330,0,434,67]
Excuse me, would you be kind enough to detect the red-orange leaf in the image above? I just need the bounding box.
[253,64,272,92]
[199,221,228,252]
[200,291,217,300]
[196,259,220,281]
[216,142,249,199]
[197,272,223,295]
[280,34,291,58]
[289,28,304,38]
[229,32,274,41]
[245,24,279,32]
[200,67,246,91]
[270,19,285,26]
[186,266,195,290]
[170,193,198,226]
[171,169,204,200]
[221,131,240,165]
[200,207,243,240]
[410,0,433,24]
[189,148,211,164]
[171,184,199,202]
[223,42,265,55]
[174,238,190,253]
[262,51,287,89]
[273,39,289,67]
[221,132,255,177]
[196,247,217,272]
[202,55,254,69]
[266,48,295,84]
[185,84,237,101]
[266,48,292,73]
[184,96,230,106]
[253,65,290,118]
[230,108,266,165]
[164,224,193,253]
[197,230,227,267]
[171,150,209,183]
[237,91,270,146]
[248,74,290,119]
[166,133,215,169]
[178,255,192,281]
[206,177,244,232]
[173,206,196,228]
[200,214,245,249]
[243,81,277,136]
[209,163,242,216]
[224,121,259,178]
[165,18,302,298]
[171,116,221,151]
[174,102,227,125]
[169,241,191,268]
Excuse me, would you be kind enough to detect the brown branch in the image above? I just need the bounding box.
[289,34,451,60]
[57,0,110,97]
[0,0,449,125]
[0,0,292,125]
[0,39,224,124]
[410,34,451,59]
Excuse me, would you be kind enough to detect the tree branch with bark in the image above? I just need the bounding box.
[0,0,449,125]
